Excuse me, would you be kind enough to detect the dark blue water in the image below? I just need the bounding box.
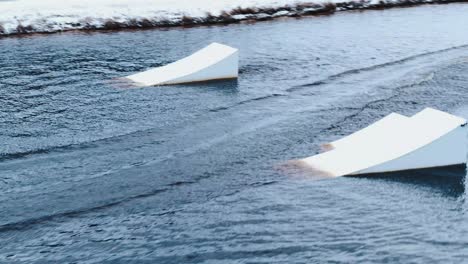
[2,4,468,263]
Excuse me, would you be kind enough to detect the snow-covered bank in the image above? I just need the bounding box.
[0,0,465,36]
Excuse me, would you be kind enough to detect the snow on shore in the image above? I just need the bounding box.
[0,0,462,36]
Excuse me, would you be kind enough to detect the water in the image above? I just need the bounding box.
[2,4,468,263]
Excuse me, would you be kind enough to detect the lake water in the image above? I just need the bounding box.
[2,4,468,263]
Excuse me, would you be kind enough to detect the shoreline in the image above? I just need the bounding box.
[1,0,467,37]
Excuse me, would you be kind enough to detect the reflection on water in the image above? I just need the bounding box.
[279,161,467,199]
[354,165,467,198]
[182,79,240,93]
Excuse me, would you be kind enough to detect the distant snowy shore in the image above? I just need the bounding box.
[0,0,466,36]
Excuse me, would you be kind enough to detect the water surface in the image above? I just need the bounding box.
[2,4,468,263]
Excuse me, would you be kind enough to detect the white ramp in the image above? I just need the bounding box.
[126,43,238,86]
[298,108,467,177]
[321,113,409,151]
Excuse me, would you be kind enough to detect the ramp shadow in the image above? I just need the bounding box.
[109,77,239,91]
[351,165,467,197]
[181,78,239,92]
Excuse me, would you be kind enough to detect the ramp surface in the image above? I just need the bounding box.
[126,43,238,86]
[323,113,409,151]
[300,108,467,177]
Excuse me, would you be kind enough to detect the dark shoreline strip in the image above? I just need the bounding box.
[1,0,468,37]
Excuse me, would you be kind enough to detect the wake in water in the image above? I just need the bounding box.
[2,44,463,162]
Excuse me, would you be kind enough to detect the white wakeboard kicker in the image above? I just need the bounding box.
[125,42,238,86]
[297,108,467,177]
